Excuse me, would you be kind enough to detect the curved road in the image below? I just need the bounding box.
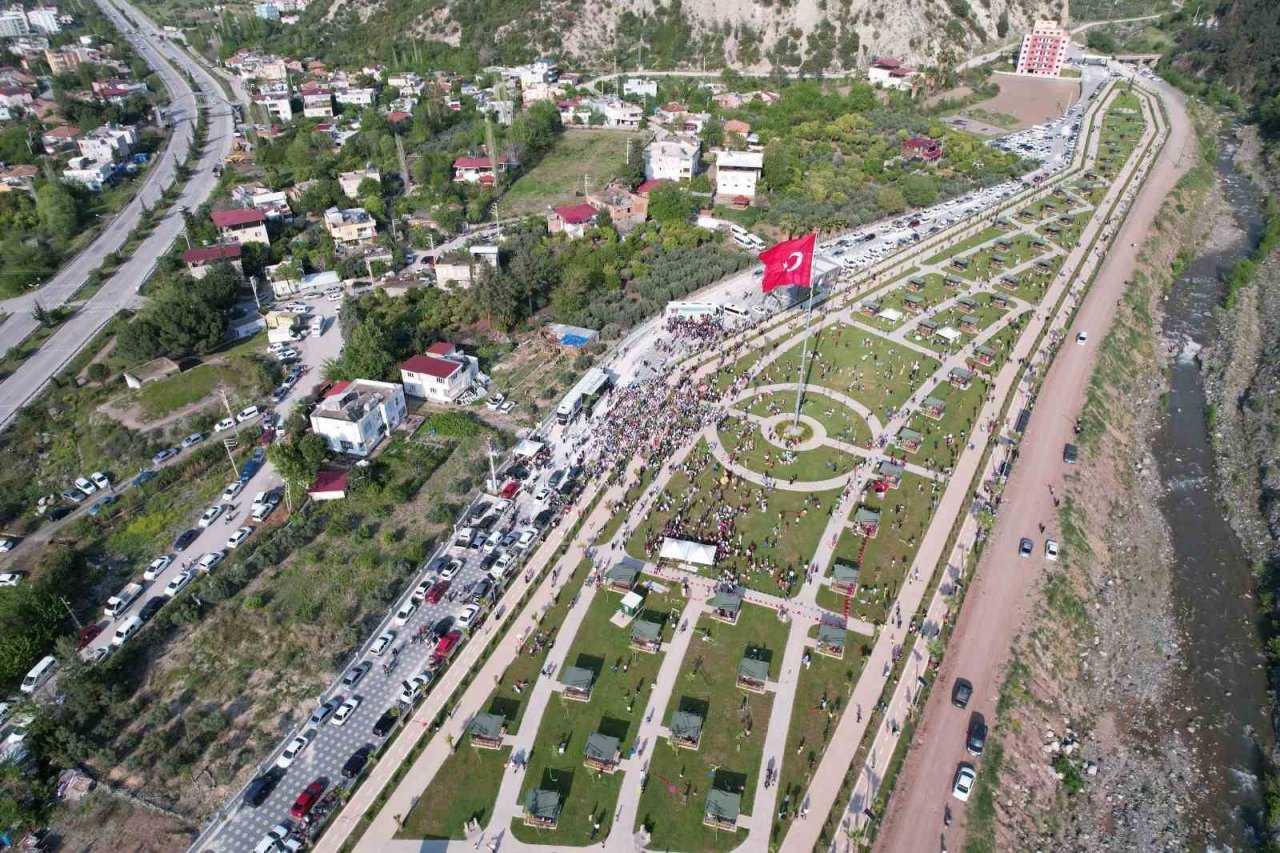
[873,74,1194,853]
[0,0,236,428]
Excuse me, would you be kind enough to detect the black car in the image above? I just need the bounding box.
[547,470,565,490]
[372,707,400,738]
[173,528,199,551]
[951,678,973,709]
[242,767,284,807]
[430,616,454,640]
[506,464,530,481]
[342,745,373,780]
[1063,443,1078,464]
[966,715,988,755]
[138,597,165,622]
[533,508,554,529]
[48,506,73,521]
[341,661,371,688]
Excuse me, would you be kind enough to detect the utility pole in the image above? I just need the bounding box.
[485,436,499,492]
[248,275,262,312]
[217,387,241,477]
[60,597,83,631]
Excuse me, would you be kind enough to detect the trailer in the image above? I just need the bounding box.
[556,368,613,425]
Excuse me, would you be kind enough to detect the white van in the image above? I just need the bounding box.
[20,654,57,694]
[112,615,144,647]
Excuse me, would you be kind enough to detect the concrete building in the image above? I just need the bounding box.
[0,8,30,38]
[713,150,764,203]
[323,206,376,247]
[398,342,479,403]
[547,202,597,239]
[300,83,333,118]
[622,77,658,98]
[338,166,380,199]
[211,207,270,245]
[335,86,375,107]
[61,157,112,190]
[77,125,136,162]
[255,2,280,20]
[26,7,59,34]
[644,138,700,182]
[1017,20,1069,77]
[452,155,514,185]
[588,182,647,233]
[182,243,243,279]
[309,379,407,457]
[867,58,918,91]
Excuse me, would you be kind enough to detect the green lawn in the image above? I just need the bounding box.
[716,416,859,482]
[954,232,1056,282]
[511,583,685,845]
[753,322,940,420]
[741,390,874,447]
[398,745,511,840]
[626,442,838,598]
[921,226,1005,266]
[635,603,790,852]
[772,626,871,831]
[902,379,988,472]
[502,129,650,217]
[136,364,239,418]
[927,295,1010,349]
[819,472,940,624]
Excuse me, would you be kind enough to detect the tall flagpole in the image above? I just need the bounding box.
[792,234,817,429]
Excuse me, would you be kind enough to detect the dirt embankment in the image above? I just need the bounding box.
[982,134,1220,851]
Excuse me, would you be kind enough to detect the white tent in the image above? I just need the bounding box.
[876,308,904,322]
[659,537,717,567]
[936,326,962,343]
[513,438,545,458]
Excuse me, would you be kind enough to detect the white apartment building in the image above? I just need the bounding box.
[644,138,700,182]
[323,206,377,247]
[309,380,406,457]
[399,343,479,403]
[77,125,136,162]
[713,150,764,201]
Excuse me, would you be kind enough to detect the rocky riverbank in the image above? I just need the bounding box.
[982,116,1223,852]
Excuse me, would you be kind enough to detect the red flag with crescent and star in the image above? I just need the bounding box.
[757,232,816,293]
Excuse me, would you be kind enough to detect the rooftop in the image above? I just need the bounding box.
[183,243,242,264]
[211,207,266,228]
[552,203,597,225]
[312,380,401,423]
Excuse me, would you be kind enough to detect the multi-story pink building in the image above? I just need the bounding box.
[1016,21,1069,77]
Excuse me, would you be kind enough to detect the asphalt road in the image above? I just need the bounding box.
[0,0,236,429]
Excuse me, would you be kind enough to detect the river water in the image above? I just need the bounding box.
[1153,128,1271,849]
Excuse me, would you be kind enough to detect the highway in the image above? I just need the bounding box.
[0,0,236,429]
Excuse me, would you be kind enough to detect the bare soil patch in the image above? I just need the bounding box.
[963,72,1081,129]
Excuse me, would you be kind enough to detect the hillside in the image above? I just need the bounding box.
[209,0,1064,75]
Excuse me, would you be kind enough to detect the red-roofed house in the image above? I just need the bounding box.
[308,467,349,501]
[386,110,411,125]
[399,343,479,403]
[868,58,918,91]
[0,85,33,108]
[635,179,668,195]
[40,124,81,149]
[452,155,514,185]
[183,243,243,279]
[211,207,270,245]
[547,203,598,239]
[902,135,943,163]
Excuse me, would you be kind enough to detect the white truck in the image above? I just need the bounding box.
[104,581,145,619]
[267,326,299,345]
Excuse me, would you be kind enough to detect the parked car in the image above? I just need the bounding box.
[275,729,315,768]
[89,471,111,491]
[307,698,342,728]
[236,405,260,423]
[341,661,371,688]
[1076,331,1088,345]
[454,604,481,631]
[138,597,165,622]
[222,481,244,502]
[226,526,253,549]
[214,417,236,433]
[181,433,205,449]
[143,555,172,581]
[398,674,430,704]
[0,573,24,587]
[439,559,462,581]
[532,487,552,504]
[197,551,225,572]
[153,448,178,465]
[410,579,432,603]
[393,601,417,626]
[951,678,972,708]
[514,528,538,551]
[164,571,193,597]
[0,538,16,554]
[1063,443,1078,464]
[966,715,988,755]
[372,707,400,737]
[89,495,117,516]
[952,763,977,801]
[132,469,157,488]
[342,745,373,779]
[425,581,449,604]
[371,631,395,655]
[74,476,97,497]
[1045,539,1060,561]
[197,505,224,528]
[61,488,86,504]
[332,696,360,726]
[1018,537,1034,558]
[243,769,284,807]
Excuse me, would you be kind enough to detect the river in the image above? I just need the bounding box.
[1153,126,1271,849]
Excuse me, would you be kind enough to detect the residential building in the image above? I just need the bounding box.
[338,165,380,199]
[335,86,375,107]
[588,182,647,233]
[1017,20,1069,76]
[546,203,597,239]
[92,78,148,102]
[644,138,700,182]
[255,2,279,20]
[0,84,31,108]
[211,207,270,245]
[26,6,59,34]
[77,125,136,162]
[40,124,80,148]
[451,154,513,185]
[0,163,37,192]
[593,98,641,129]
[61,156,112,190]
[484,98,514,125]
[622,77,657,98]
[0,7,29,38]
[399,342,479,403]
[323,206,376,247]
[902,135,943,163]
[308,379,407,457]
[867,58,918,91]
[300,82,333,118]
[182,243,243,279]
[256,83,293,122]
[713,150,764,203]
[432,255,474,288]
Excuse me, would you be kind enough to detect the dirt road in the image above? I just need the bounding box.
[874,77,1196,853]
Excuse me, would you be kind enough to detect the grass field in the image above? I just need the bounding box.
[901,379,988,472]
[511,583,685,845]
[716,416,858,483]
[502,130,649,217]
[635,602,789,852]
[922,226,1005,266]
[927,296,1011,349]
[136,364,239,418]
[626,442,838,598]
[771,626,870,832]
[741,391,874,448]
[398,745,512,840]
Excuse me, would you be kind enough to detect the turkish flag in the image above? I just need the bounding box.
[758,233,816,293]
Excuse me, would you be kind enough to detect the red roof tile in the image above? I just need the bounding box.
[635,179,668,194]
[211,208,266,228]
[308,468,349,495]
[387,110,411,123]
[183,244,242,264]
[552,203,597,225]
[323,380,352,398]
[426,341,455,356]
[400,354,461,379]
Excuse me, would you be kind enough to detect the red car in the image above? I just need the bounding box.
[425,580,450,604]
[433,630,462,658]
[499,480,520,499]
[257,426,276,446]
[290,779,326,819]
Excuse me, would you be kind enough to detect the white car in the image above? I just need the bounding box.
[514,528,537,552]
[1045,539,1060,561]
[0,573,23,587]
[398,674,430,705]
[74,476,97,496]
[326,291,343,302]
[332,696,360,726]
[0,537,14,553]
[410,579,431,604]
[481,531,502,553]
[493,552,518,577]
[952,764,977,801]
[498,400,515,414]
[486,393,504,410]
[197,551,225,572]
[90,471,111,491]
[222,481,243,502]
[267,342,288,354]
[164,570,193,597]
[226,526,253,549]
[182,433,205,449]
[214,417,236,433]
[439,559,462,581]
[197,504,223,528]
[1076,331,1088,345]
[455,604,481,631]
[393,601,417,626]
[143,555,172,581]
[371,630,395,655]
[275,729,315,768]
[533,487,552,504]
[236,406,260,423]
